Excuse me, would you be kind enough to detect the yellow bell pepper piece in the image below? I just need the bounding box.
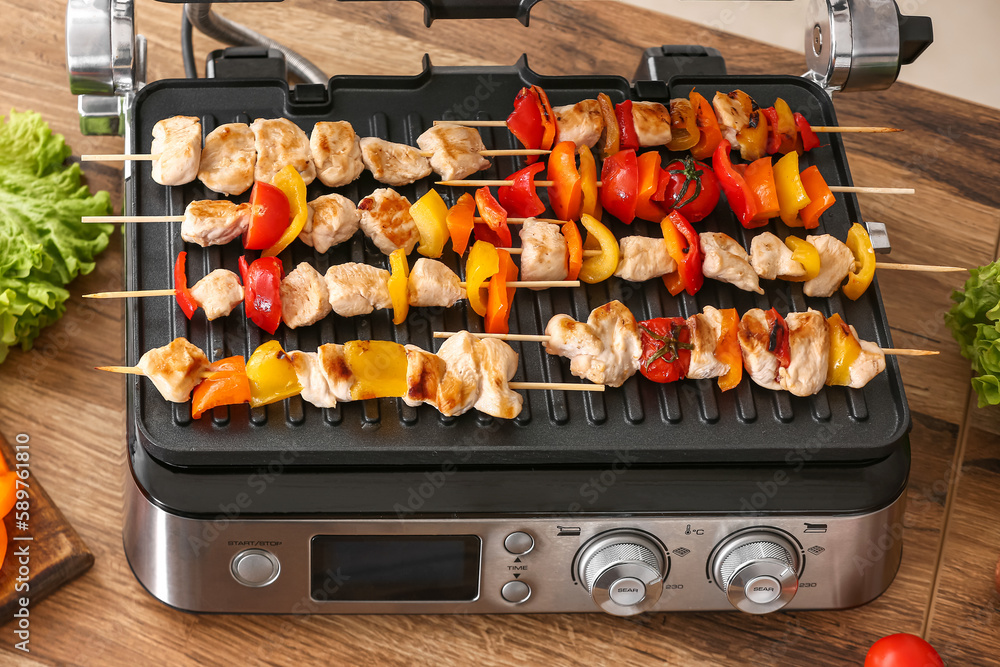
[465,241,500,317]
[579,214,619,284]
[773,152,812,227]
[409,189,450,258]
[388,248,409,325]
[246,340,303,408]
[263,165,308,258]
[781,236,821,282]
[344,340,407,400]
[578,145,602,220]
[826,313,862,386]
[843,223,876,301]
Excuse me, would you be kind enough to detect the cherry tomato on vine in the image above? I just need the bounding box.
[655,157,721,223]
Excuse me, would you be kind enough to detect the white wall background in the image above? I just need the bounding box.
[617,0,1000,109]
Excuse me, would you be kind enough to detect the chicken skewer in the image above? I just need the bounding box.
[434,178,914,196]
[96,335,603,422]
[437,120,900,134]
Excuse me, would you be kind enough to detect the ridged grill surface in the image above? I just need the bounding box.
[719,541,794,591]
[126,65,909,468]
[583,543,659,592]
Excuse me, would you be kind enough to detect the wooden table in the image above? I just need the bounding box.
[1,1,998,664]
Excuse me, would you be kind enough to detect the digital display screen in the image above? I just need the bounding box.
[310,535,481,602]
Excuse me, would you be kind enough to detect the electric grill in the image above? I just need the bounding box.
[66,0,932,615]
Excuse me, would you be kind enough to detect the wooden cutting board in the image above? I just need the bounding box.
[0,431,93,622]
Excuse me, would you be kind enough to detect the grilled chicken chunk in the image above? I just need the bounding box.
[712,92,749,150]
[700,232,764,294]
[849,326,886,389]
[435,331,482,416]
[137,337,210,403]
[280,262,332,329]
[473,338,523,420]
[779,309,830,396]
[359,137,432,186]
[737,308,781,391]
[189,269,244,321]
[408,258,463,308]
[288,344,354,408]
[310,121,364,187]
[750,231,806,281]
[544,300,642,387]
[197,123,255,195]
[553,99,604,149]
[358,188,420,255]
[151,116,202,186]
[631,101,673,147]
[416,123,491,181]
[615,236,676,283]
[324,263,391,317]
[402,345,448,410]
[687,306,728,380]
[804,234,855,297]
[299,194,361,253]
[519,219,568,285]
[250,118,316,185]
[180,200,251,247]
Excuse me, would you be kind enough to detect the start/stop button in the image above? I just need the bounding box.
[231,549,280,587]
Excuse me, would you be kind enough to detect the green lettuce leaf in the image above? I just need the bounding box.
[0,110,113,362]
[945,259,1000,406]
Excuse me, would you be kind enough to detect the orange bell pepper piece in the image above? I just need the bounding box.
[596,93,619,159]
[485,250,518,334]
[562,220,583,281]
[447,193,476,255]
[690,91,723,160]
[798,165,836,229]
[662,270,685,296]
[744,158,780,222]
[635,151,665,223]
[715,308,743,392]
[0,471,16,516]
[546,140,582,221]
[532,85,556,151]
[191,356,251,419]
[578,145,602,219]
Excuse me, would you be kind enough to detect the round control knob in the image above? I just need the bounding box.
[576,530,665,617]
[711,530,800,614]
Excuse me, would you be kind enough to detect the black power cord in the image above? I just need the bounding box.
[181,9,198,78]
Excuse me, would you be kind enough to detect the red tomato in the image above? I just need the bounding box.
[656,157,721,223]
[864,634,943,667]
[244,181,291,250]
[637,317,691,383]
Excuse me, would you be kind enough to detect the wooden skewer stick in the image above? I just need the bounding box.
[83,215,184,223]
[810,126,902,133]
[501,247,602,257]
[95,364,604,392]
[433,120,508,127]
[84,280,581,300]
[828,186,915,195]
[874,263,966,273]
[82,148,550,163]
[433,331,938,356]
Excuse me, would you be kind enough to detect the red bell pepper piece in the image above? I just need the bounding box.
[173,251,199,319]
[562,220,583,281]
[546,141,583,221]
[615,100,639,151]
[765,308,791,370]
[532,85,557,152]
[798,165,836,229]
[712,141,760,228]
[507,87,545,162]
[660,210,703,296]
[446,193,476,255]
[498,162,546,219]
[600,148,639,224]
[473,187,511,248]
[239,255,284,335]
[637,317,692,383]
[635,151,665,223]
[191,356,251,419]
[794,113,821,152]
[243,181,290,250]
[485,249,518,334]
[761,107,782,155]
